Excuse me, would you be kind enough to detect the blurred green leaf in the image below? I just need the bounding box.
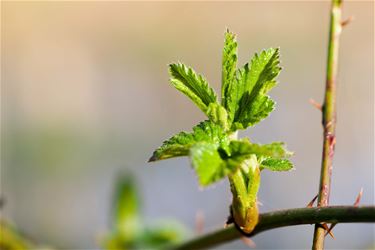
[0,220,32,250]
[104,175,187,250]
[139,221,186,249]
[112,175,141,243]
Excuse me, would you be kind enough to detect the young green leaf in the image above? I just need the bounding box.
[189,138,288,187]
[190,142,227,186]
[228,48,281,130]
[221,30,238,119]
[224,64,250,124]
[190,141,257,187]
[228,140,293,172]
[228,140,291,159]
[169,63,217,114]
[149,121,228,162]
[260,158,293,171]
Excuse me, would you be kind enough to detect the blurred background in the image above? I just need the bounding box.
[1,1,374,249]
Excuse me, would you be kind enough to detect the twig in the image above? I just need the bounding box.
[169,206,375,250]
[312,0,344,248]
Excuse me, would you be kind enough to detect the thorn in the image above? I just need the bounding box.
[225,205,234,227]
[225,215,234,228]
[325,223,336,239]
[341,16,354,27]
[323,188,364,238]
[309,98,322,111]
[307,194,319,208]
[353,187,363,207]
[321,223,335,239]
[195,210,204,234]
[241,237,256,248]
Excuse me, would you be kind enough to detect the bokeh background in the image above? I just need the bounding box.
[1,1,374,249]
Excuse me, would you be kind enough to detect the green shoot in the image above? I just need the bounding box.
[149,30,293,234]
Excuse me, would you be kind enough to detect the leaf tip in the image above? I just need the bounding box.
[148,154,158,162]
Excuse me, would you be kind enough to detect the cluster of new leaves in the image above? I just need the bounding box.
[104,175,186,250]
[149,30,293,187]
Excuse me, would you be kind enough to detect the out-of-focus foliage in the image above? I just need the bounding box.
[0,219,32,250]
[103,174,186,250]
[0,219,56,250]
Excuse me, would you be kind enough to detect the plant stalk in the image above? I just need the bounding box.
[312,0,343,248]
[227,133,260,234]
[169,206,375,250]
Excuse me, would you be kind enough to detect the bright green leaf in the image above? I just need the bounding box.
[190,139,270,187]
[229,48,281,130]
[223,62,250,124]
[190,142,234,187]
[169,63,217,114]
[260,158,294,171]
[221,30,238,119]
[149,121,228,162]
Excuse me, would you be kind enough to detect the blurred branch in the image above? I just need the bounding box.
[169,206,375,250]
[312,0,344,248]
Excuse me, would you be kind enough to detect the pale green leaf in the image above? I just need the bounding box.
[169,63,217,114]
[260,158,294,171]
[149,121,228,162]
